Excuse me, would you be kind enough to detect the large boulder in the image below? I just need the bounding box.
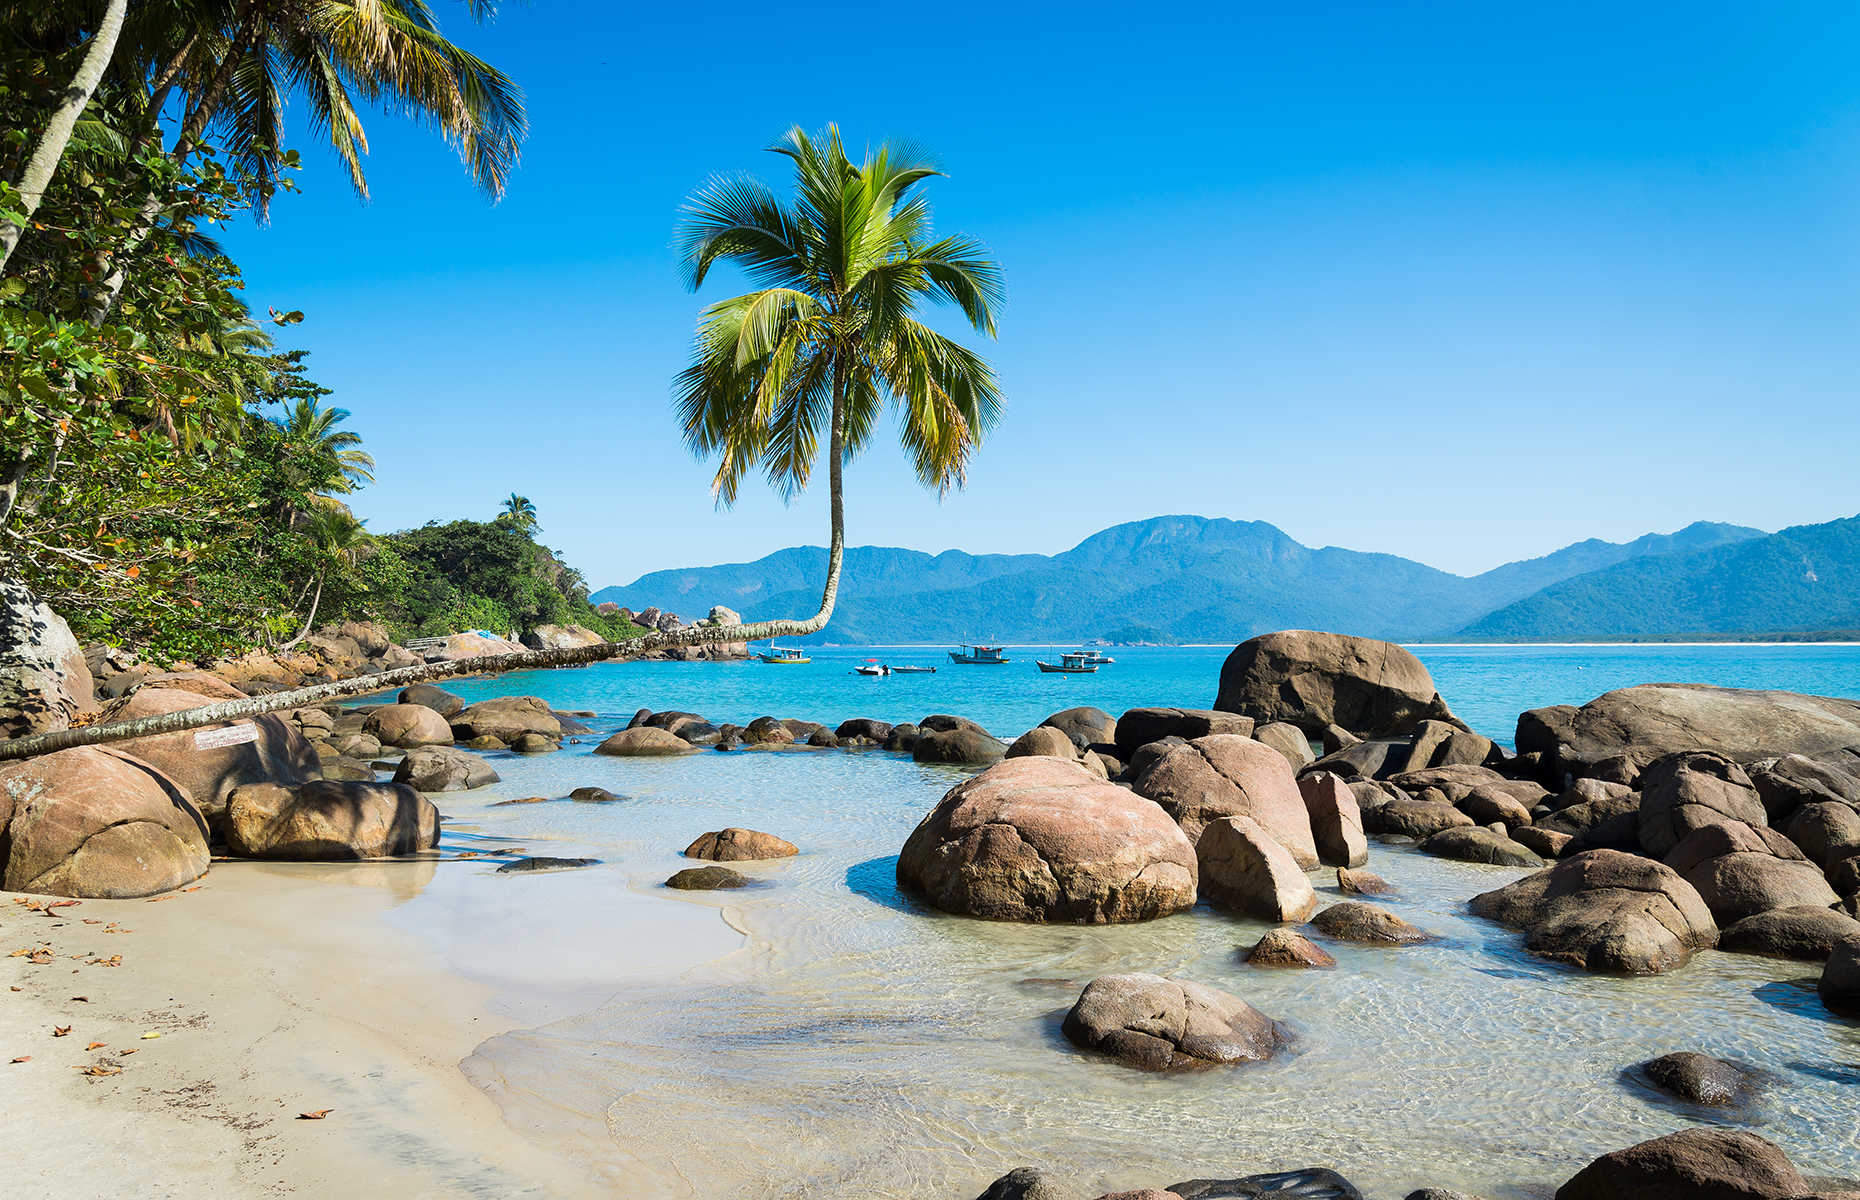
[1298,772,1368,867]
[1518,684,1860,786]
[1681,853,1839,924]
[1060,972,1289,1071]
[1214,631,1462,737]
[1719,906,1860,961]
[1405,719,1499,771]
[1368,800,1473,840]
[914,727,1009,765]
[595,727,696,756]
[1196,815,1319,921]
[1040,707,1116,751]
[399,683,465,718]
[520,623,605,651]
[1253,722,1316,770]
[450,696,561,744]
[1748,754,1860,823]
[1636,753,1768,859]
[363,703,455,749]
[1308,901,1432,943]
[896,757,1198,923]
[1419,827,1543,868]
[0,580,97,738]
[225,780,439,859]
[393,746,500,792]
[1113,708,1255,759]
[1006,726,1080,761]
[1781,801,1860,868]
[684,828,798,861]
[100,688,320,831]
[1822,936,1860,1015]
[836,718,895,742]
[1555,1127,1809,1200]
[0,747,209,897]
[1133,734,1319,866]
[1469,849,1718,974]
[426,631,527,661]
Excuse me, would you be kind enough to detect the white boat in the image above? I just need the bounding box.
[949,644,1010,664]
[854,661,890,676]
[1073,649,1115,665]
[887,664,937,674]
[1036,652,1099,674]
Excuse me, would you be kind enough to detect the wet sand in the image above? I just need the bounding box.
[0,856,744,1199]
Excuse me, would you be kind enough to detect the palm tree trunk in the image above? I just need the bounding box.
[0,0,129,275]
[277,575,325,651]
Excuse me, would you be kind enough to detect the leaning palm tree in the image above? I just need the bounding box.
[278,506,371,648]
[275,398,376,492]
[674,123,1005,634]
[0,126,1008,763]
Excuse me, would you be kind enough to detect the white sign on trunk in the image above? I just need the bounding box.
[194,723,260,751]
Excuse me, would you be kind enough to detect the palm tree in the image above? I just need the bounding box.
[275,398,375,493]
[498,493,537,532]
[278,505,371,648]
[673,124,1005,637]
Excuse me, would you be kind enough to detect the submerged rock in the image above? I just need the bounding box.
[666,865,748,890]
[1243,929,1335,968]
[569,786,625,804]
[1337,867,1394,895]
[973,1167,1071,1200]
[1060,972,1289,1071]
[1309,902,1432,944]
[1555,1127,1809,1200]
[684,827,797,861]
[496,856,598,873]
[1637,1051,1768,1107]
[595,727,696,756]
[1468,850,1717,974]
[1169,1170,1365,1200]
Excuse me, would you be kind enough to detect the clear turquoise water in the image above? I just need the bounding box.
[434,643,1860,746]
[381,645,1860,1199]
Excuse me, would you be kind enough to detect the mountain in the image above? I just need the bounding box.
[593,515,1768,644]
[1457,514,1860,639]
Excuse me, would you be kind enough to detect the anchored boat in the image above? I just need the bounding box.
[948,644,1011,665]
[757,644,812,664]
[1036,652,1099,674]
[1073,649,1116,665]
[888,664,937,674]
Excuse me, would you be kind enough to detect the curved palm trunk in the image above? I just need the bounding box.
[0,395,847,763]
[0,0,129,275]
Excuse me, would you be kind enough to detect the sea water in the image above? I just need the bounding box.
[377,645,1860,1199]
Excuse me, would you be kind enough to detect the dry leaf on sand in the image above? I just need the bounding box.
[10,1056,30,1063]
[52,1026,71,1037]
[298,1109,334,1120]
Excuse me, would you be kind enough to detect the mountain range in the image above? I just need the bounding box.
[587,513,1860,643]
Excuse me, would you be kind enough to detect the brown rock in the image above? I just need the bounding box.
[666,865,748,890]
[1469,849,1718,974]
[1321,724,1362,754]
[1419,826,1543,868]
[226,780,439,859]
[1639,1051,1765,1107]
[1637,752,1769,859]
[364,703,455,749]
[135,670,247,701]
[1298,772,1368,867]
[0,747,208,897]
[1060,972,1289,1070]
[100,688,320,831]
[1214,630,1463,736]
[1040,706,1116,750]
[1253,722,1315,769]
[595,727,696,756]
[0,582,97,738]
[1337,867,1394,895]
[914,727,1009,764]
[1683,853,1840,923]
[450,696,561,744]
[1006,726,1080,760]
[1720,906,1860,961]
[1663,821,1777,878]
[1461,784,1532,830]
[1243,928,1335,968]
[1513,826,1573,859]
[1781,801,1860,869]
[1371,800,1474,840]
[1133,734,1319,866]
[392,746,500,792]
[1196,815,1319,921]
[1113,708,1254,759]
[684,828,798,861]
[897,757,1197,923]
[1822,936,1860,1015]
[1555,1126,1808,1200]
[1309,901,1432,943]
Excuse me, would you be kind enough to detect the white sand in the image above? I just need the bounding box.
[0,857,745,1199]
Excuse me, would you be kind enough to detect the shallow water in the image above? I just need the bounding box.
[382,687,1860,1200]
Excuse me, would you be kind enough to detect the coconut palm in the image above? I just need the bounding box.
[674,124,1005,635]
[498,493,537,532]
[274,397,375,493]
[278,504,370,648]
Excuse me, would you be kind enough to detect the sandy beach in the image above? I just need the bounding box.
[0,856,745,1199]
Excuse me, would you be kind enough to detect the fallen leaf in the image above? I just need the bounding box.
[46,900,79,911]
[297,1109,334,1120]
[118,1048,136,1055]
[81,1065,121,1077]
[70,996,88,1002]
[8,986,19,992]
[9,1056,29,1063]
[86,1042,105,1050]
[27,950,52,964]
[140,1031,159,1039]
[82,919,101,925]
[144,897,173,904]
[52,1026,70,1037]
[181,887,202,893]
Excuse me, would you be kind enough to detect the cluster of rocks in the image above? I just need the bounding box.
[966,1126,1859,1200]
[603,604,750,661]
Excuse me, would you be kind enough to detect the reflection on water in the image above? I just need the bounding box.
[375,726,1860,1200]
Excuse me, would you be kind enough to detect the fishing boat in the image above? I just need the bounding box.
[1073,649,1116,665]
[887,664,937,674]
[757,644,812,664]
[1036,652,1099,674]
[854,660,890,676]
[948,644,1010,665]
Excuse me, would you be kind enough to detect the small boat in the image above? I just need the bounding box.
[887,664,937,674]
[854,660,890,676]
[949,644,1011,664]
[757,644,812,664]
[1073,649,1116,665]
[1036,652,1099,674]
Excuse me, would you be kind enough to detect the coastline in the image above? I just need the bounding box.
[0,855,745,1199]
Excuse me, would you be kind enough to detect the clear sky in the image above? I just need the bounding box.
[220,1,1860,587]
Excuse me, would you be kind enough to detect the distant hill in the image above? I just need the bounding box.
[593,515,1768,644]
[1457,514,1860,639]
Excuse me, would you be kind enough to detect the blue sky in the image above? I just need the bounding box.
[222,1,1860,587]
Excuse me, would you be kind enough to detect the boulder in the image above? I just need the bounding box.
[1638,1052,1765,1108]
[1129,737,1186,778]
[595,727,696,757]
[1007,726,1080,761]
[1321,724,1362,755]
[1214,630,1462,736]
[836,718,895,742]
[511,732,557,754]
[1513,827,1573,859]
[920,713,992,736]
[519,623,605,651]
[1518,683,1860,786]
[1254,722,1316,770]
[1310,740,1403,780]
[427,631,526,661]
[1297,773,1368,868]
[1337,867,1393,895]
[1662,821,1777,878]
[896,757,1197,924]
[399,683,465,718]
[914,727,1009,765]
[1460,785,1533,830]
[1369,801,1473,840]
[1748,754,1860,822]
[364,703,455,749]
[392,746,501,792]
[1419,827,1543,868]
[99,688,320,831]
[1196,815,1319,921]
[1555,1127,1808,1200]
[0,582,99,739]
[496,856,597,873]
[973,1167,1070,1200]
[570,787,624,804]
[1468,850,1717,974]
[1822,936,1860,1015]
[1719,906,1860,961]
[1781,801,1860,869]
[450,696,561,744]
[666,865,749,890]
[1554,777,1635,812]
[1060,972,1289,1071]
[1308,901,1432,944]
[1113,708,1254,759]
[225,780,438,859]
[319,757,377,782]
[684,828,798,861]
[1637,753,1768,859]
[1133,735,1319,866]
[1243,928,1335,968]
[0,747,208,897]
[1387,763,1503,791]
[1171,1171,1365,1200]
[883,724,920,752]
[1682,853,1839,924]
[706,605,743,626]
[1538,788,1642,837]
[1040,706,1117,751]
